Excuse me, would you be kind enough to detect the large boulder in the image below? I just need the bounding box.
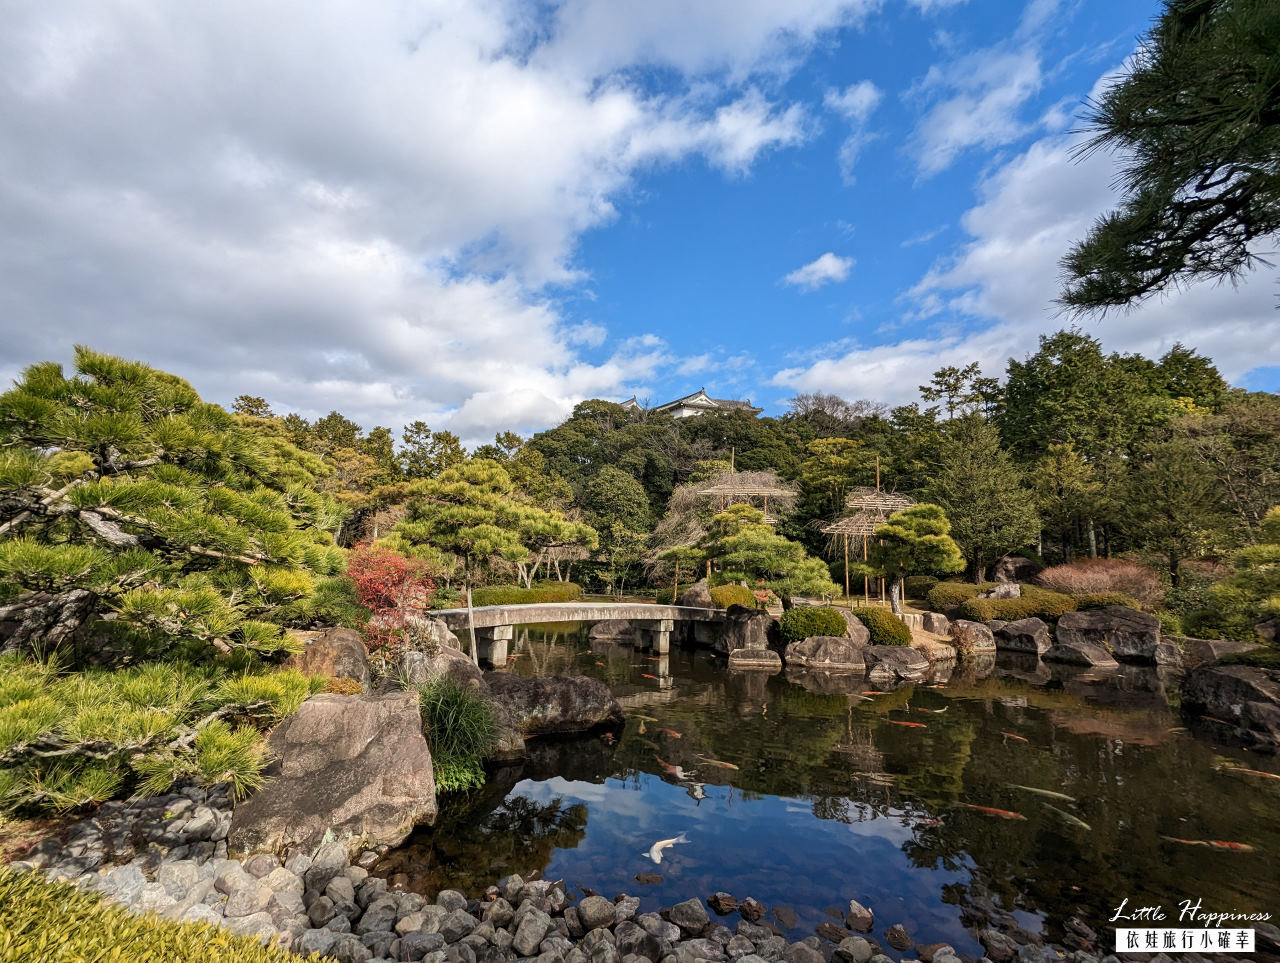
[728,647,783,672]
[785,668,868,695]
[229,692,436,858]
[282,627,370,692]
[784,636,865,671]
[588,619,636,642]
[1176,637,1261,670]
[922,612,951,636]
[995,618,1051,655]
[1183,664,1280,752]
[864,645,929,683]
[912,638,956,663]
[980,583,1021,600]
[677,581,715,609]
[1043,640,1120,668]
[950,620,996,656]
[717,605,778,654]
[1056,605,1176,665]
[485,674,624,736]
[994,556,1041,583]
[400,643,484,690]
[836,610,873,645]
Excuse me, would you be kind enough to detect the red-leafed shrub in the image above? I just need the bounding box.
[346,543,436,655]
[1035,558,1164,610]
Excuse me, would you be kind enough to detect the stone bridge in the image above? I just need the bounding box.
[432,603,723,663]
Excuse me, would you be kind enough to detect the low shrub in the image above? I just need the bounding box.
[417,676,497,793]
[709,584,757,610]
[925,582,989,610]
[470,582,582,607]
[0,867,329,963]
[651,587,676,605]
[1157,610,1184,636]
[779,607,847,643]
[954,585,1077,623]
[854,607,912,646]
[1183,583,1264,641]
[1218,646,1280,670]
[1073,592,1141,610]
[1036,558,1163,610]
[904,576,939,599]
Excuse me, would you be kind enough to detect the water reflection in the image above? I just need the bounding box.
[378,623,1280,960]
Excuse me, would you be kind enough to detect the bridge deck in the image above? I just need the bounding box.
[432,602,722,630]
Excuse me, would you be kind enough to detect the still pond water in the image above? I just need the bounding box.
[376,623,1280,958]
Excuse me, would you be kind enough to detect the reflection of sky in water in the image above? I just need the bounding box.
[519,773,977,952]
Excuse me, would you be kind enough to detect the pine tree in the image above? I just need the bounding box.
[702,504,838,607]
[1061,0,1280,311]
[869,504,965,615]
[0,347,347,661]
[929,416,1040,581]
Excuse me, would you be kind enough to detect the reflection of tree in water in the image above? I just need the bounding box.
[374,793,589,896]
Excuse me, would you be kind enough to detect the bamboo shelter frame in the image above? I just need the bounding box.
[823,489,916,606]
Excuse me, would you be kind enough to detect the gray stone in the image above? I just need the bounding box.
[950,620,997,656]
[399,932,447,960]
[980,929,1019,962]
[438,908,478,943]
[995,618,1051,655]
[833,937,873,963]
[845,900,874,932]
[728,647,783,671]
[717,606,776,654]
[436,889,468,912]
[486,674,624,735]
[590,619,638,642]
[328,875,358,905]
[181,903,223,924]
[284,625,372,692]
[265,867,304,895]
[330,933,375,963]
[230,692,437,859]
[1183,663,1280,752]
[306,841,352,893]
[227,910,278,940]
[1056,606,1170,665]
[224,880,272,918]
[784,636,865,671]
[783,944,824,963]
[668,898,710,933]
[155,861,200,900]
[863,645,929,682]
[358,896,402,935]
[215,865,255,896]
[513,908,552,956]
[580,895,618,930]
[243,852,280,878]
[678,581,715,609]
[921,612,950,636]
[481,897,514,928]
[400,644,484,692]
[1043,640,1120,668]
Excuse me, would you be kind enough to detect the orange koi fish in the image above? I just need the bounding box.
[1201,715,1233,725]
[889,720,927,729]
[959,803,1027,821]
[696,755,739,770]
[1001,732,1029,743]
[642,673,658,680]
[659,728,682,739]
[595,661,605,666]
[1162,836,1255,852]
[862,691,883,696]
[1223,766,1280,781]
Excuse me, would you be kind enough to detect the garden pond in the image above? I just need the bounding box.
[375,623,1280,959]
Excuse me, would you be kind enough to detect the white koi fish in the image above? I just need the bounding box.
[645,832,689,864]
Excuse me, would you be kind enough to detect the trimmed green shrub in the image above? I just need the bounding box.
[0,867,334,962]
[925,582,987,610]
[418,676,497,794]
[779,607,847,643]
[904,575,939,598]
[1073,592,1141,610]
[954,586,1077,623]
[1157,610,1184,636]
[710,584,757,609]
[854,607,912,646]
[651,587,676,605]
[470,582,582,607]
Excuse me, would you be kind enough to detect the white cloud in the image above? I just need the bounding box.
[907,0,968,12]
[782,253,856,291]
[0,0,829,445]
[774,116,1280,403]
[824,80,884,182]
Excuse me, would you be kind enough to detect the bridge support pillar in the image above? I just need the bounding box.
[637,619,673,654]
[473,624,514,666]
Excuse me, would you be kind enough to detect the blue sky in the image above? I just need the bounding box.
[1,0,1276,444]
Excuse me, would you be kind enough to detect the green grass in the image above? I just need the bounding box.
[417,676,498,793]
[0,867,334,962]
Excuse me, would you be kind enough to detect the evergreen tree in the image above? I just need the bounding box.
[869,504,965,615]
[0,348,347,661]
[930,416,1040,581]
[399,421,466,479]
[1061,0,1280,311]
[702,504,838,607]
[1029,443,1104,562]
[232,395,273,418]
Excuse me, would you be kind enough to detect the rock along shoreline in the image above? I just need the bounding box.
[14,781,1266,963]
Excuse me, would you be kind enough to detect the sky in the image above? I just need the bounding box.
[2,0,1277,447]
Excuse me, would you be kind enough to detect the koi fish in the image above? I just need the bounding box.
[601,732,616,745]
[862,691,884,696]
[655,757,694,780]
[642,673,658,680]
[696,755,739,770]
[595,661,605,666]
[659,728,682,739]
[1041,802,1091,831]
[1201,715,1233,726]
[1001,732,1029,743]
[647,657,661,662]
[1162,836,1255,852]
[1008,784,1076,803]
[1222,766,1280,781]
[631,714,659,722]
[889,720,927,729]
[915,817,942,828]
[915,706,948,713]
[645,832,689,864]
[584,649,592,654]
[959,803,1027,821]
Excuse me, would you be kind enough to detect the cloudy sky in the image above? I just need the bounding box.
[3,0,1277,445]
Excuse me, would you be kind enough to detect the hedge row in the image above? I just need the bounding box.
[904,575,939,598]
[925,581,992,610]
[1072,592,1142,610]
[0,868,331,963]
[955,585,1077,623]
[469,583,582,607]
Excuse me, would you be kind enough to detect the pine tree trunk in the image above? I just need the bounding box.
[1087,518,1098,558]
[464,570,479,666]
[889,576,904,616]
[0,588,97,661]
